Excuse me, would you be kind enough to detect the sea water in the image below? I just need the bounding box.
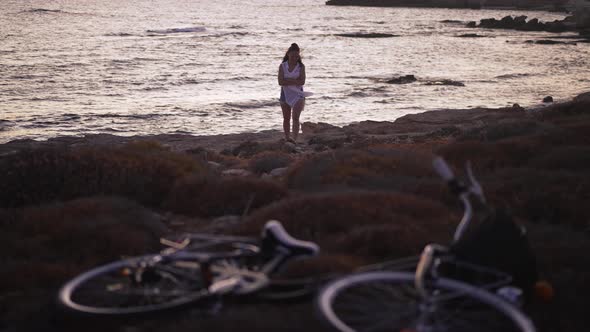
[1,0,589,143]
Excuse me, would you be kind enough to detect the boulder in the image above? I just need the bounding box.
[262,167,289,179]
[458,33,486,38]
[546,21,567,33]
[479,18,499,29]
[499,16,516,29]
[301,122,341,134]
[424,79,465,87]
[336,32,398,38]
[514,15,528,27]
[386,75,417,84]
[543,96,554,103]
[523,18,544,31]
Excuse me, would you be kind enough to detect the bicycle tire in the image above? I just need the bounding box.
[316,271,536,332]
[58,255,215,316]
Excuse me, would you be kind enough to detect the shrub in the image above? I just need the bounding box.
[457,120,545,142]
[0,144,207,208]
[436,139,537,173]
[235,191,457,259]
[165,175,288,218]
[0,196,166,291]
[527,146,590,171]
[483,168,590,228]
[285,148,438,193]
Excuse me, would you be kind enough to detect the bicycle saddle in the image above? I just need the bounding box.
[261,220,319,258]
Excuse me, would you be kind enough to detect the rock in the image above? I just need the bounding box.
[573,92,590,102]
[222,169,253,177]
[546,21,567,33]
[301,122,341,134]
[262,167,289,179]
[479,18,499,28]
[532,40,576,45]
[231,140,262,158]
[543,96,554,103]
[441,20,463,24]
[424,79,465,87]
[466,21,477,28]
[386,75,417,84]
[523,18,543,31]
[512,104,525,111]
[499,16,516,29]
[282,142,297,153]
[514,15,527,26]
[335,32,399,38]
[207,161,222,170]
[458,33,486,38]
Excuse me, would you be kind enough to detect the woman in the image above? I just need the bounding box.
[278,43,306,143]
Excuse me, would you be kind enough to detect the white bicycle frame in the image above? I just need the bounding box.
[415,158,488,299]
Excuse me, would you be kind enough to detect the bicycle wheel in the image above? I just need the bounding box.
[317,271,535,332]
[58,255,215,316]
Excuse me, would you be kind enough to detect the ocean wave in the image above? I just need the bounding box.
[348,91,370,98]
[30,97,68,102]
[22,8,64,14]
[104,33,136,37]
[222,99,278,110]
[205,32,250,38]
[139,86,168,92]
[0,120,15,131]
[9,75,37,80]
[61,113,81,120]
[147,27,206,34]
[19,8,92,16]
[171,78,201,86]
[495,73,533,79]
[92,113,173,120]
[205,76,257,84]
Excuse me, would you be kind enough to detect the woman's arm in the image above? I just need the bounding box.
[279,66,306,86]
[278,64,286,86]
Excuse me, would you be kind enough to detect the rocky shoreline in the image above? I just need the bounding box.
[1,92,585,158]
[325,0,570,11]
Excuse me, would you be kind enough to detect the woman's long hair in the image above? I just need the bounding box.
[282,43,304,67]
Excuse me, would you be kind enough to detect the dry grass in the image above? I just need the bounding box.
[484,168,590,228]
[235,191,457,259]
[0,196,165,291]
[285,148,439,194]
[164,175,288,218]
[0,143,207,208]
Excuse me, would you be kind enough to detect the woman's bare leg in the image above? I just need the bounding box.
[281,103,292,140]
[291,99,305,141]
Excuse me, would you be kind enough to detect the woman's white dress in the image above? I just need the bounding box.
[281,61,305,107]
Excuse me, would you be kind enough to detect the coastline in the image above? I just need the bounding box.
[325,0,570,11]
[1,91,587,155]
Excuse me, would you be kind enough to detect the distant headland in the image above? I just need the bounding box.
[325,0,570,11]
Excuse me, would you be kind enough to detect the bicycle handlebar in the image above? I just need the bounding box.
[432,157,455,182]
[432,156,487,244]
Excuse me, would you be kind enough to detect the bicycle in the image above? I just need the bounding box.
[315,157,538,332]
[57,220,320,316]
